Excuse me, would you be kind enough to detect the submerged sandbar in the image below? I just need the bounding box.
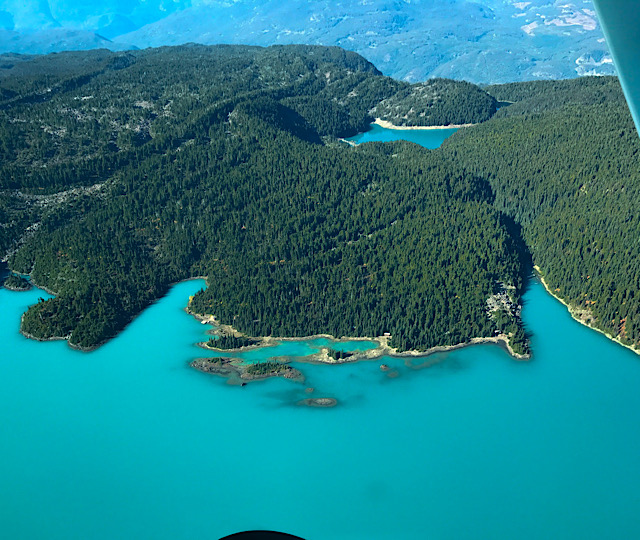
[191,357,305,385]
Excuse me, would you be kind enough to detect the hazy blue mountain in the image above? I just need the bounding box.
[0,0,191,30]
[0,28,134,54]
[0,0,161,53]
[0,0,58,30]
[0,0,189,52]
[0,0,615,84]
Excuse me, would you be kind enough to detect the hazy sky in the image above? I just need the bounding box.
[0,0,201,30]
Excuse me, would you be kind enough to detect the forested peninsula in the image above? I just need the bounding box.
[1,44,638,358]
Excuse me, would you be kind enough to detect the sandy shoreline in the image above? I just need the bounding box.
[4,282,32,292]
[534,265,639,355]
[373,118,475,131]
[192,309,530,364]
[288,333,530,364]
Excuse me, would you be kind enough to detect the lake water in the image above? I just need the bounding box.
[3,127,640,539]
[345,123,458,148]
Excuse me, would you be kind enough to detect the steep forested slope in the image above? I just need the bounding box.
[446,76,640,348]
[1,45,528,353]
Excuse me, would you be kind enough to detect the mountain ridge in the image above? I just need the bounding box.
[0,0,615,84]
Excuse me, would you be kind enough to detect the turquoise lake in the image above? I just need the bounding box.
[345,123,458,148]
[3,127,640,539]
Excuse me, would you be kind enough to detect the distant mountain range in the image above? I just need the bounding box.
[0,0,615,84]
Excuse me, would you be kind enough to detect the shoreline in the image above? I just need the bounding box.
[372,118,475,131]
[289,333,529,365]
[534,265,639,356]
[13,274,530,363]
[16,275,210,352]
[19,313,72,344]
[4,283,32,292]
[196,328,384,355]
[191,309,530,364]
[337,137,358,147]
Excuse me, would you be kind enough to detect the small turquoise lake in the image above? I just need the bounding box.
[346,123,458,148]
[3,126,640,539]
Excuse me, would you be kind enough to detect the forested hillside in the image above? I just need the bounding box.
[0,44,495,195]
[372,79,496,127]
[1,44,528,353]
[446,76,640,349]
[5,47,638,356]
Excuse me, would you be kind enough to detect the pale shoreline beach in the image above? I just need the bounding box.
[373,118,474,130]
[534,265,639,355]
[192,309,531,367]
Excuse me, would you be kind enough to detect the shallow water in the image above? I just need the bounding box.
[3,278,640,539]
[217,337,378,364]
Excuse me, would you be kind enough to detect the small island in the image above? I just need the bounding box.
[190,357,304,384]
[297,397,338,408]
[326,348,354,361]
[204,335,261,350]
[3,273,31,291]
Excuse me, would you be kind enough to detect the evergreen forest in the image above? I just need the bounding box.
[445,76,640,347]
[2,44,637,356]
